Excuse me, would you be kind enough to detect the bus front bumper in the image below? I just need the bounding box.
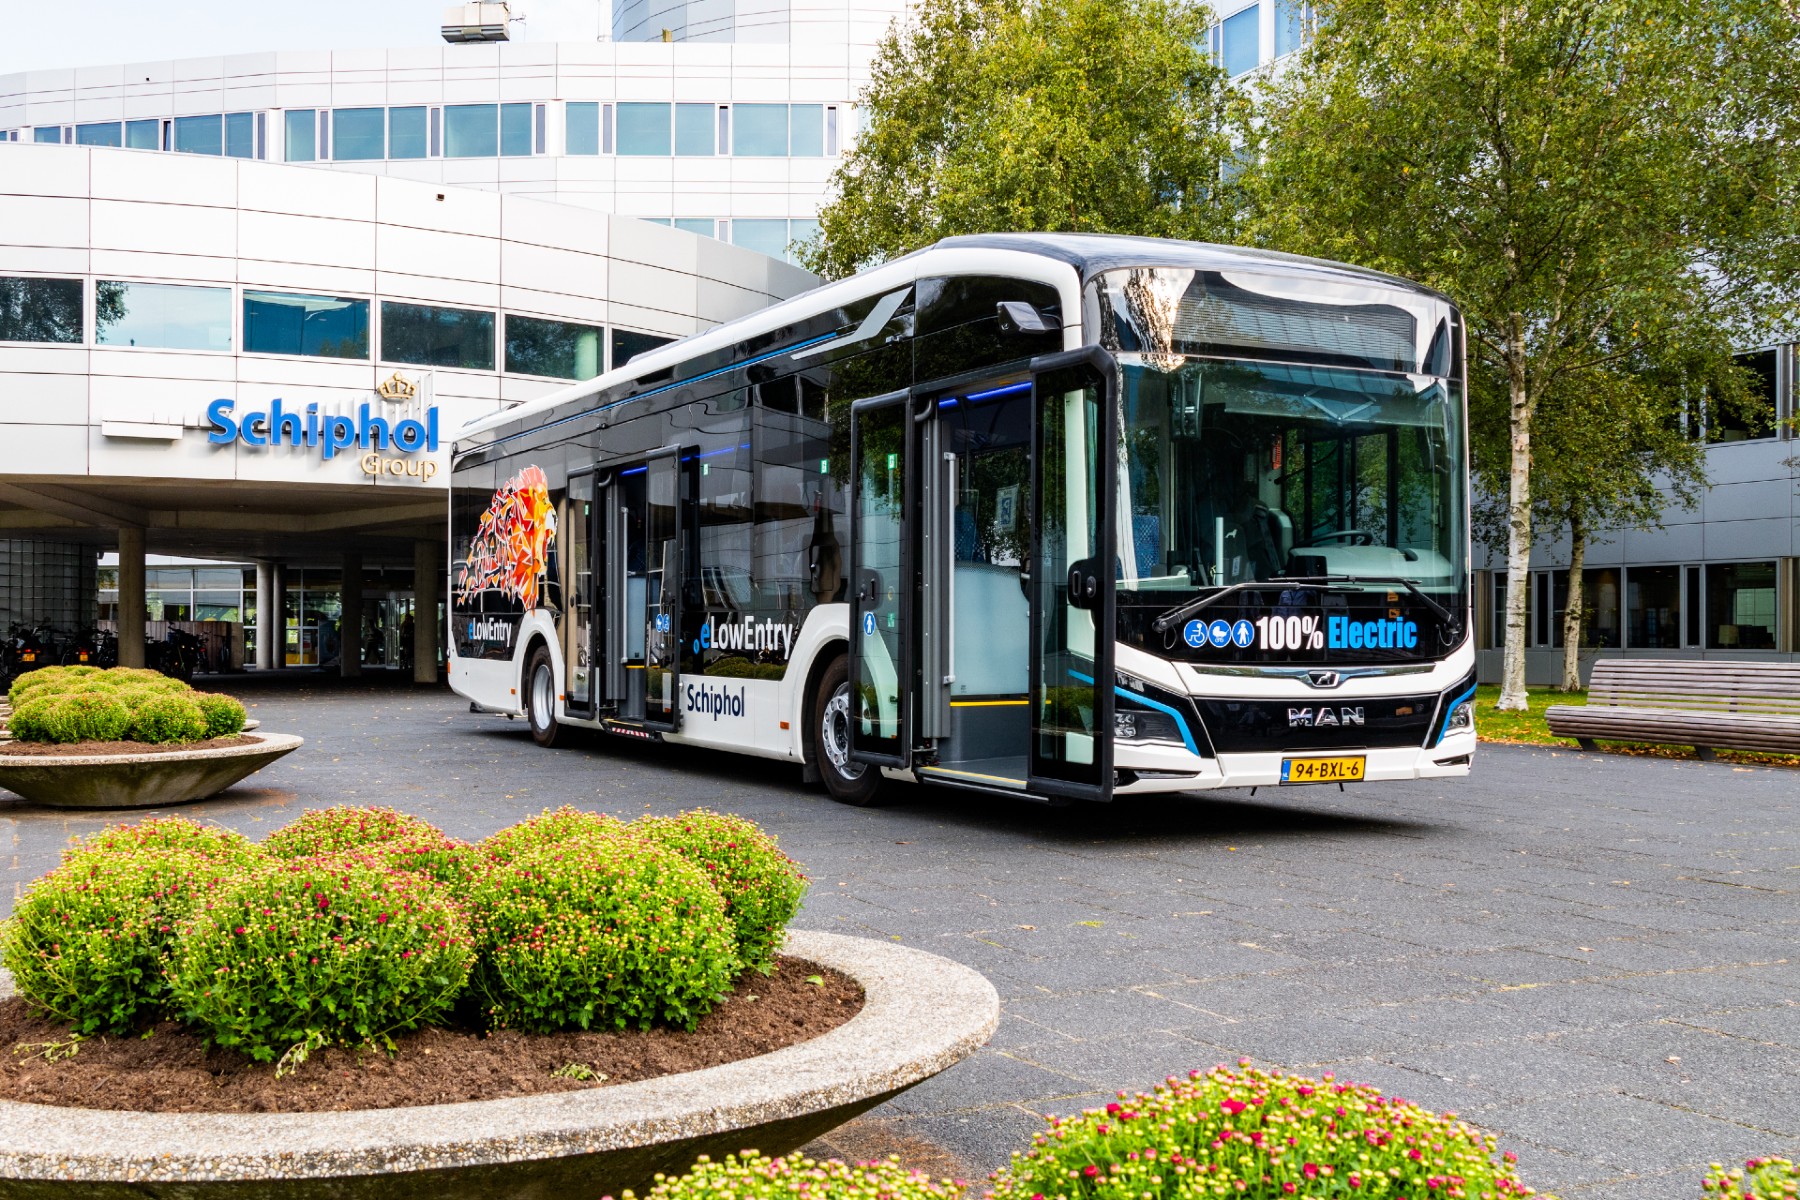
[1114,732,1477,794]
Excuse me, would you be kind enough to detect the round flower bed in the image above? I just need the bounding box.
[8,666,245,745]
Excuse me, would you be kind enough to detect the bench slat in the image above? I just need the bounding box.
[1543,660,1800,754]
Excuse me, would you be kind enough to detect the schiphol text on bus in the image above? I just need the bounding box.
[205,399,440,460]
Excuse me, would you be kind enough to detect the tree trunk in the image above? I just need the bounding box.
[1561,509,1586,692]
[1497,314,1534,711]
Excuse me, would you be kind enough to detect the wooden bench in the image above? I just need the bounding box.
[1544,659,1800,759]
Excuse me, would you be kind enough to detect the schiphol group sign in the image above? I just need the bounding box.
[204,372,442,481]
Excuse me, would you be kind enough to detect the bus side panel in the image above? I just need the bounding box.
[780,601,852,759]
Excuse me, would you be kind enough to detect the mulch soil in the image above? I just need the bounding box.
[0,735,261,757]
[0,956,862,1113]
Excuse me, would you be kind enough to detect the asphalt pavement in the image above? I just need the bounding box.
[3,670,1796,1198]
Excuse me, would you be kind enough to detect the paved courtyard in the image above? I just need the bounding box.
[3,673,1796,1198]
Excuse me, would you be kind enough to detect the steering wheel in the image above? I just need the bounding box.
[1311,529,1375,546]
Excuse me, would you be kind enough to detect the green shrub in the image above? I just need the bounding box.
[376,835,486,891]
[129,694,209,744]
[1707,1158,1798,1198]
[624,1152,962,1200]
[54,691,134,742]
[8,665,94,708]
[987,1062,1544,1200]
[169,855,474,1062]
[194,693,248,739]
[469,831,736,1032]
[6,695,66,743]
[69,816,259,867]
[1,849,236,1034]
[631,809,807,973]
[263,805,451,859]
[479,805,622,863]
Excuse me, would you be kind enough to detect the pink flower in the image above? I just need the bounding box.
[1221,1099,1247,1116]
[1083,1166,1098,1178]
[1303,1164,1319,1180]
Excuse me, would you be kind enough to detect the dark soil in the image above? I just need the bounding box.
[0,956,862,1113]
[0,734,261,757]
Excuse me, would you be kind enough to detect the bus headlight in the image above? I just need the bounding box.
[1115,709,1182,743]
[1446,699,1474,735]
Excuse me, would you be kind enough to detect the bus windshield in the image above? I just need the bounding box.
[1116,356,1466,662]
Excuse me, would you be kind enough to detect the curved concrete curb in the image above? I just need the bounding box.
[0,929,999,1198]
[0,732,302,808]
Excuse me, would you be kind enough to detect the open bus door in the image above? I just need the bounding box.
[847,351,1117,800]
[594,446,688,732]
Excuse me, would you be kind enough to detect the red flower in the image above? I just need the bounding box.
[1084,1166,1099,1178]
[1221,1099,1247,1116]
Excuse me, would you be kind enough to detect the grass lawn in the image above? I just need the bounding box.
[1475,684,1798,767]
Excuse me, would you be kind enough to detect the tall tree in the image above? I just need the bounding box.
[801,0,1247,279]
[1248,0,1800,709]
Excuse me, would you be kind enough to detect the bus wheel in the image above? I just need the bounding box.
[812,655,882,806]
[524,645,562,748]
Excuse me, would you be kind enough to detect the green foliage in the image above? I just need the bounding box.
[631,810,808,973]
[263,805,450,860]
[9,665,102,707]
[373,834,486,891]
[169,856,474,1062]
[194,692,247,739]
[479,805,622,863]
[705,657,788,681]
[68,816,259,866]
[803,0,1245,278]
[129,694,209,744]
[5,696,63,743]
[469,831,737,1032]
[624,1152,962,1200]
[988,1063,1543,1199]
[1,849,236,1034]
[1706,1158,1799,1199]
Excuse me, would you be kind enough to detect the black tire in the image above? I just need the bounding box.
[523,644,563,748]
[809,654,883,806]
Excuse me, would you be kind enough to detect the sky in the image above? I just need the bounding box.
[5,1,611,76]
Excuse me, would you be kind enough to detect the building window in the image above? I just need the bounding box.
[505,315,605,381]
[0,277,84,344]
[173,114,223,156]
[789,104,824,156]
[1709,349,1779,443]
[789,218,820,255]
[444,104,499,157]
[617,103,671,155]
[566,102,600,155]
[389,107,428,159]
[500,102,533,156]
[1626,565,1681,649]
[285,110,316,161]
[732,104,788,156]
[244,290,370,359]
[333,107,386,160]
[75,122,121,147]
[1547,568,1622,648]
[611,328,673,369]
[381,301,495,370]
[1706,561,1777,649]
[674,217,716,237]
[95,281,231,351]
[1222,5,1261,75]
[33,127,63,144]
[825,106,839,155]
[1275,0,1310,56]
[675,103,714,155]
[124,119,158,150]
[225,112,255,158]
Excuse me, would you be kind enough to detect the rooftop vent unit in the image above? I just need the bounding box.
[442,2,513,42]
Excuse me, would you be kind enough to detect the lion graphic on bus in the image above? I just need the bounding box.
[455,464,557,611]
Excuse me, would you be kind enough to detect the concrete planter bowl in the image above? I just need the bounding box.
[0,733,302,809]
[0,929,999,1200]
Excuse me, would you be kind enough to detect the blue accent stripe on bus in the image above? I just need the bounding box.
[966,380,1032,403]
[1068,669,1200,755]
[1435,682,1477,746]
[618,465,647,476]
[479,332,840,449]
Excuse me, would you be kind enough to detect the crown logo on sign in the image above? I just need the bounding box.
[376,372,418,403]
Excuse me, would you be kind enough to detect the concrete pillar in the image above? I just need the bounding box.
[413,539,439,685]
[340,552,363,679]
[270,561,286,670]
[117,527,146,669]
[255,561,275,670]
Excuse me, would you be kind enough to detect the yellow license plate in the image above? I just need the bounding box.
[1281,755,1365,784]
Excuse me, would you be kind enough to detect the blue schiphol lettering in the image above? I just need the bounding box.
[1327,615,1419,651]
[207,399,439,461]
[685,682,746,721]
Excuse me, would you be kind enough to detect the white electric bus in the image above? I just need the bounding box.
[448,234,1476,805]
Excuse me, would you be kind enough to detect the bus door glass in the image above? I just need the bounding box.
[598,446,683,729]
[847,391,911,766]
[564,471,597,718]
[1028,355,1116,799]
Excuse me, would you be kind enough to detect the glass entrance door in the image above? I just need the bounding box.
[848,391,910,766]
[563,472,596,718]
[597,448,685,730]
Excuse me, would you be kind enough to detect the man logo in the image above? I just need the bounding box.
[1288,706,1365,728]
[1306,670,1343,688]
[376,372,418,403]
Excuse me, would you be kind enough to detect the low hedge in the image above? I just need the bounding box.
[5,666,246,747]
[479,804,621,862]
[631,810,808,974]
[624,1152,961,1200]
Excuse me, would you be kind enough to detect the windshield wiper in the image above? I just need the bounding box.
[1150,573,1457,635]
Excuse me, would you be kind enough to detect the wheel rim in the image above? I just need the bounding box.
[821,682,866,781]
[531,663,555,732]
